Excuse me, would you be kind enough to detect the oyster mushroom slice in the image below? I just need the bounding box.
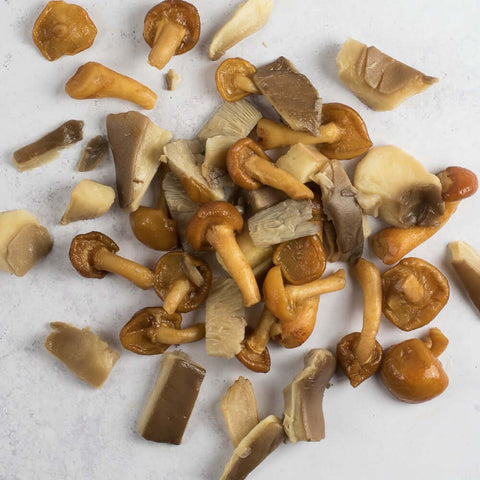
[76,135,109,172]
[283,349,336,443]
[202,135,240,188]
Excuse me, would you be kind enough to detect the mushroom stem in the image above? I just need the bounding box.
[423,327,449,357]
[233,75,259,94]
[352,258,382,365]
[147,323,206,344]
[162,278,193,314]
[94,248,155,289]
[400,274,425,303]
[206,225,261,307]
[148,20,186,70]
[284,269,346,302]
[246,308,276,354]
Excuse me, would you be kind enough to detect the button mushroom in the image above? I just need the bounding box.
[143,0,200,70]
[76,135,109,172]
[215,58,259,102]
[69,231,155,289]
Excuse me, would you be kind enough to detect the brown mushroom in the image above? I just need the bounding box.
[69,231,155,289]
[336,258,383,387]
[215,58,259,102]
[143,0,200,70]
[382,257,449,331]
[227,138,314,200]
[32,1,97,61]
[436,166,478,202]
[153,251,212,314]
[257,103,372,160]
[76,135,109,172]
[186,201,261,307]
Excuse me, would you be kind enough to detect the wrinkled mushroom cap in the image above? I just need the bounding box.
[215,57,257,102]
[236,328,271,373]
[69,231,118,279]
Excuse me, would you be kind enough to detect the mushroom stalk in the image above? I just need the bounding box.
[148,323,205,344]
[400,274,425,303]
[246,308,276,354]
[284,269,346,302]
[149,21,186,69]
[233,75,259,94]
[162,278,192,314]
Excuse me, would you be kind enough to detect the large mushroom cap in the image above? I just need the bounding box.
[215,58,257,102]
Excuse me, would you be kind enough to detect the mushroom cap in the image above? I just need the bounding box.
[153,251,212,312]
[318,103,372,160]
[32,0,97,61]
[186,201,244,251]
[236,328,271,373]
[437,166,478,201]
[119,307,182,355]
[215,58,257,102]
[69,231,118,279]
[143,0,200,55]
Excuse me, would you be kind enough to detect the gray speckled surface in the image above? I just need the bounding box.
[1,1,480,479]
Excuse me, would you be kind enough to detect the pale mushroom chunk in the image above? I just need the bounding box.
[276,144,329,184]
[165,68,182,90]
[44,322,119,389]
[202,135,239,188]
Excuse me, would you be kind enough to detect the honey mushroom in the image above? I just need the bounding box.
[226,138,314,200]
[65,62,157,110]
[143,0,200,70]
[215,58,259,102]
[186,201,261,307]
[69,231,155,289]
[153,251,212,314]
[256,103,372,160]
[337,258,383,387]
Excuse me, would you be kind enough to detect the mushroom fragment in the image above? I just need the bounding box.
[241,186,289,217]
[436,166,478,202]
[216,58,259,102]
[165,68,182,90]
[76,135,109,172]
[201,135,239,188]
[32,1,97,61]
[65,62,158,110]
[143,0,200,70]
[336,38,438,111]
[45,322,119,389]
[283,349,336,443]
[208,0,274,61]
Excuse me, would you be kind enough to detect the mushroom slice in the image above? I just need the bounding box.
[202,135,239,188]
[107,111,172,212]
[138,351,205,444]
[253,56,322,135]
[337,38,438,111]
[283,349,336,443]
[208,0,274,61]
[0,210,53,276]
[76,135,109,172]
[165,69,182,90]
[220,415,285,480]
[242,186,289,217]
[221,377,259,447]
[13,120,83,171]
[45,322,119,389]
[61,179,115,224]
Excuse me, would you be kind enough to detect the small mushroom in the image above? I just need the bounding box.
[143,0,200,70]
[380,328,449,403]
[165,68,182,90]
[336,258,383,387]
[76,135,109,172]
[186,201,261,307]
[65,62,158,110]
[69,231,155,289]
[215,58,259,102]
[32,1,97,61]
[227,138,314,200]
[436,166,478,202]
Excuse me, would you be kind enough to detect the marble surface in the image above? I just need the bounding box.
[1,0,480,479]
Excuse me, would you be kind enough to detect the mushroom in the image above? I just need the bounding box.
[138,351,205,444]
[165,68,182,90]
[241,186,289,217]
[76,135,109,172]
[215,58,259,102]
[69,231,155,290]
[32,1,97,61]
[153,251,212,314]
[380,328,449,403]
[186,201,261,307]
[65,62,158,110]
[143,0,200,70]
[201,135,240,188]
[336,38,438,111]
[436,166,478,202]
[208,0,274,61]
[256,103,372,160]
[263,266,346,348]
[336,258,383,387]
[227,138,314,200]
[12,119,83,171]
[382,257,449,331]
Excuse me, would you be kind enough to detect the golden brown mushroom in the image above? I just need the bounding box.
[143,0,200,70]
[436,166,478,202]
[76,135,109,172]
[215,58,259,102]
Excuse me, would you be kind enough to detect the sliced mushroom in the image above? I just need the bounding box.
[201,135,239,188]
[76,135,109,172]
[241,186,289,217]
[165,68,182,90]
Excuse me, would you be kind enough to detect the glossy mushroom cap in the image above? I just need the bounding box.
[236,327,271,373]
[130,207,178,251]
[215,57,257,102]
[227,138,267,189]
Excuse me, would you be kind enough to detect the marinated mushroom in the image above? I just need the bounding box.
[165,68,182,90]
[76,135,109,172]
[337,259,383,387]
[69,231,155,289]
[436,166,478,202]
[201,135,240,188]
[380,328,449,403]
[65,62,158,110]
[216,58,259,102]
[143,0,200,70]
[241,186,289,217]
[32,1,97,61]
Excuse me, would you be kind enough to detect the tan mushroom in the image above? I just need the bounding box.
[76,135,109,172]
[215,58,259,102]
[436,166,478,202]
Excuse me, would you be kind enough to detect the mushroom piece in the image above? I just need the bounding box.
[263,266,346,348]
[257,103,372,160]
[380,328,449,403]
[13,119,83,171]
[76,135,109,172]
[208,0,274,61]
[32,1,97,61]
[45,322,119,389]
[436,166,478,202]
[186,201,261,307]
[336,258,383,387]
[65,62,158,110]
[283,349,336,443]
[382,257,449,331]
[143,0,200,70]
[215,58,259,102]
[201,135,240,188]
[336,38,438,111]
[227,138,314,200]
[69,231,155,289]
[165,68,182,90]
